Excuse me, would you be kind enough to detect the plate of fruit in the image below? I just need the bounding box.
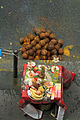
[28,86,45,101]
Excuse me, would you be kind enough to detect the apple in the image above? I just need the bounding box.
[34,77,37,81]
[36,90,41,95]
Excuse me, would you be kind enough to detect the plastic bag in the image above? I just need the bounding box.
[62,66,76,89]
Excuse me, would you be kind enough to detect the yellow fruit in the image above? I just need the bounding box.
[38,86,44,93]
[32,91,43,98]
[31,94,42,100]
[30,88,37,93]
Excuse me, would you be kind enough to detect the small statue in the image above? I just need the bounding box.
[39,66,45,79]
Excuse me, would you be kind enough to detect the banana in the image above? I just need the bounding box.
[31,94,42,100]
[30,88,37,93]
[30,88,44,100]
[32,91,44,98]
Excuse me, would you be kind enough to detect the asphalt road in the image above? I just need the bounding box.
[0,0,80,120]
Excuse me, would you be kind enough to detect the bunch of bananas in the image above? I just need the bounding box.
[30,88,44,100]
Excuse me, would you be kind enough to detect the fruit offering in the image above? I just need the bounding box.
[22,62,62,101]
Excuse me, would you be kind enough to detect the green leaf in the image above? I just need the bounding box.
[33,75,39,78]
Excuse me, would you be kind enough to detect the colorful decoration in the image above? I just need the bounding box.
[22,62,62,101]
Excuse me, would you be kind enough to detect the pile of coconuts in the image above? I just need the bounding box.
[20,27,64,60]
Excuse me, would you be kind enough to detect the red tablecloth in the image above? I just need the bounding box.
[19,64,76,117]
